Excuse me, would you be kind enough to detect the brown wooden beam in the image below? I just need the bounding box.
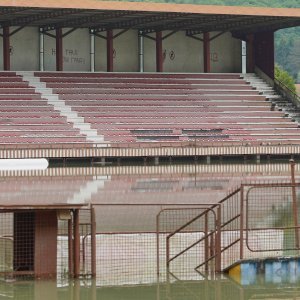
[3,26,10,71]
[203,32,210,73]
[107,29,113,72]
[55,28,63,71]
[156,31,163,72]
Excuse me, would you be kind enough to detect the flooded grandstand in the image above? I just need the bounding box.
[0,161,300,294]
[0,0,299,298]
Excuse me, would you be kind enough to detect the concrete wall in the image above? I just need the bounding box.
[44,28,90,71]
[144,31,241,73]
[144,31,203,73]
[95,29,139,72]
[210,32,241,73]
[0,27,39,71]
[0,28,241,73]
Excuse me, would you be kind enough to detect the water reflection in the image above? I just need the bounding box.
[1,275,300,300]
[1,162,300,298]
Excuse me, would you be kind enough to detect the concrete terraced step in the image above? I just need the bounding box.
[35,71,242,79]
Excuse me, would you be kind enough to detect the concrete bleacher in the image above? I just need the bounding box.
[1,71,300,146]
[34,72,300,144]
[0,72,89,144]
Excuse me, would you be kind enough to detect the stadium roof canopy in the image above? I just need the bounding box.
[0,0,299,35]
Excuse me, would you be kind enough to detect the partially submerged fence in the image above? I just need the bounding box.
[158,181,300,280]
[0,180,299,284]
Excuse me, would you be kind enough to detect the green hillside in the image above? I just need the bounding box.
[117,0,299,8]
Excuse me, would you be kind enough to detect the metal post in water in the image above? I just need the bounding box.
[73,209,80,278]
[290,159,299,249]
[240,185,244,259]
[68,217,74,277]
[215,206,222,273]
[204,213,209,272]
[91,206,96,277]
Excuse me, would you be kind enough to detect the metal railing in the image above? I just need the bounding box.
[158,180,300,277]
[158,189,241,275]
[274,77,300,108]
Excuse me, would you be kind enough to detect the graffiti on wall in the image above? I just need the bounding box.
[210,52,218,62]
[51,48,86,65]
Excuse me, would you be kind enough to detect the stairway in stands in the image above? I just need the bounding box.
[0,72,90,145]
[243,73,300,124]
[17,71,105,145]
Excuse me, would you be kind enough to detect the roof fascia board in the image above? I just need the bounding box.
[0,0,299,18]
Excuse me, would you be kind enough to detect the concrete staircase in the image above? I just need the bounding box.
[242,73,300,124]
[16,71,106,145]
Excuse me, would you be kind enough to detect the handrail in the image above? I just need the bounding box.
[274,77,300,108]
[161,188,241,273]
[255,66,300,108]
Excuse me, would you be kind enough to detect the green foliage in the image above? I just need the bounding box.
[112,0,300,8]
[275,65,297,93]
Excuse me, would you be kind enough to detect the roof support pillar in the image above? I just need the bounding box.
[138,31,144,72]
[203,32,210,73]
[156,31,163,72]
[107,29,113,72]
[254,31,274,79]
[39,29,44,71]
[90,31,95,72]
[247,34,254,73]
[241,41,247,74]
[56,28,63,71]
[3,26,10,71]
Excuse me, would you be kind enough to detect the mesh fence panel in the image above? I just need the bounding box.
[158,207,216,280]
[57,219,69,282]
[245,185,300,257]
[219,189,241,270]
[0,213,13,277]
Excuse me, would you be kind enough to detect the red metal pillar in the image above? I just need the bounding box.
[107,29,113,72]
[290,159,300,248]
[156,31,163,72]
[73,209,80,278]
[203,32,210,73]
[215,206,222,273]
[3,26,10,71]
[240,185,244,260]
[247,34,255,73]
[56,28,63,71]
[68,218,74,277]
[253,31,274,79]
[91,207,96,278]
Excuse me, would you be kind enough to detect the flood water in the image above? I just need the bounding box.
[1,275,300,300]
[1,159,300,299]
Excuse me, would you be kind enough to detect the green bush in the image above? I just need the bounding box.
[275,65,297,93]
